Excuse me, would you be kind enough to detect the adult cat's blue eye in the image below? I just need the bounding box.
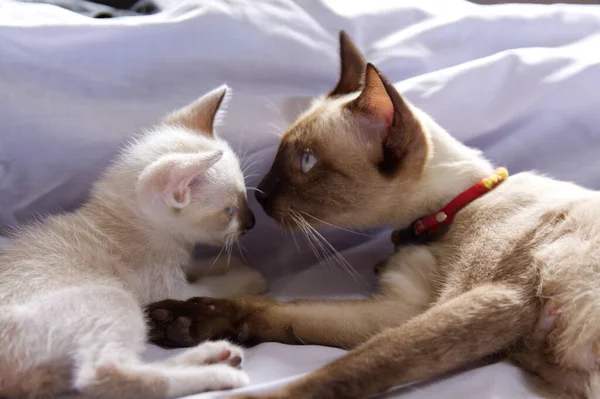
[226,206,235,217]
[301,150,317,173]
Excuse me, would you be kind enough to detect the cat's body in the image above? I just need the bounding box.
[147,35,599,398]
[0,86,266,399]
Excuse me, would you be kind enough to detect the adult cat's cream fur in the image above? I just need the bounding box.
[0,86,267,399]
[147,35,600,399]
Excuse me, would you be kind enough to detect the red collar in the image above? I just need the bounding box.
[391,167,509,247]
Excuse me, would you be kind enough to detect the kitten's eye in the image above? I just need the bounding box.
[225,206,235,217]
[300,150,317,173]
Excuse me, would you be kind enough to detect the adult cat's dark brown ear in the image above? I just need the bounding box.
[327,30,367,97]
[346,63,428,177]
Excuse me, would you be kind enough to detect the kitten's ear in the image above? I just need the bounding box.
[346,63,426,171]
[164,85,229,137]
[328,31,367,98]
[138,150,224,209]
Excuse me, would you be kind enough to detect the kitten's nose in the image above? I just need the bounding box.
[240,209,255,234]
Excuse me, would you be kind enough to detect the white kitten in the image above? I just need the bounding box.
[0,85,267,399]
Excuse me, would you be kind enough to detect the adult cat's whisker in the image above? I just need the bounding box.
[291,211,335,271]
[293,210,362,281]
[290,212,327,268]
[286,217,301,253]
[304,220,364,282]
[298,211,371,237]
[246,187,266,195]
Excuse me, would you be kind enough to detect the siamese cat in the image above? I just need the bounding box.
[147,34,598,398]
[0,86,267,399]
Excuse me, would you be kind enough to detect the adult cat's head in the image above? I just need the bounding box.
[256,32,438,230]
[92,86,255,245]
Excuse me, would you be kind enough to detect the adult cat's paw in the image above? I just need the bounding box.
[146,297,242,347]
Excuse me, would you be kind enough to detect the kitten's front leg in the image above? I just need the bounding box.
[198,263,268,298]
[228,283,537,399]
[175,256,267,301]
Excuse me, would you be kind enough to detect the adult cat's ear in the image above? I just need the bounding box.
[328,31,367,97]
[138,150,224,209]
[346,63,416,129]
[164,85,229,137]
[346,63,426,171]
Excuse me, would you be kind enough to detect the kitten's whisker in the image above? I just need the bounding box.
[225,236,234,271]
[237,133,245,161]
[234,237,247,264]
[242,161,260,177]
[265,99,288,127]
[210,241,227,272]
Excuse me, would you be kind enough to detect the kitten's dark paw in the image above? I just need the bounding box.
[146,297,242,347]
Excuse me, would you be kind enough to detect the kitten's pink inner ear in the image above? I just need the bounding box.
[167,150,224,208]
[139,150,224,209]
[348,64,394,127]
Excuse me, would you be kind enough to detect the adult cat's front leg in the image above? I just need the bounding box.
[228,284,537,399]
[147,246,435,348]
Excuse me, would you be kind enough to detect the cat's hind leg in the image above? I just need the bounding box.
[70,286,248,399]
[0,285,247,399]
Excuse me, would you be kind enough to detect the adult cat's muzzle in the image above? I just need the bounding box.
[255,172,281,217]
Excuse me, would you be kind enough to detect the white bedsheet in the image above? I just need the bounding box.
[2,0,600,398]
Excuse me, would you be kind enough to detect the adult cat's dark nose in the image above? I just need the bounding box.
[255,189,268,207]
[245,210,256,231]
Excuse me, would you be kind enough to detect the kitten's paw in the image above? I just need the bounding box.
[146,297,242,347]
[168,340,243,368]
[204,365,250,391]
[235,268,268,296]
[207,266,268,297]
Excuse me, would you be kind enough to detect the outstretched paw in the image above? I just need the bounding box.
[146,297,242,348]
[167,340,243,368]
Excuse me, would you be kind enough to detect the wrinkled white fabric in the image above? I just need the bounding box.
[2,0,599,397]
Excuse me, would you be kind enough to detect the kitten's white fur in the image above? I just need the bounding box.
[0,85,266,398]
